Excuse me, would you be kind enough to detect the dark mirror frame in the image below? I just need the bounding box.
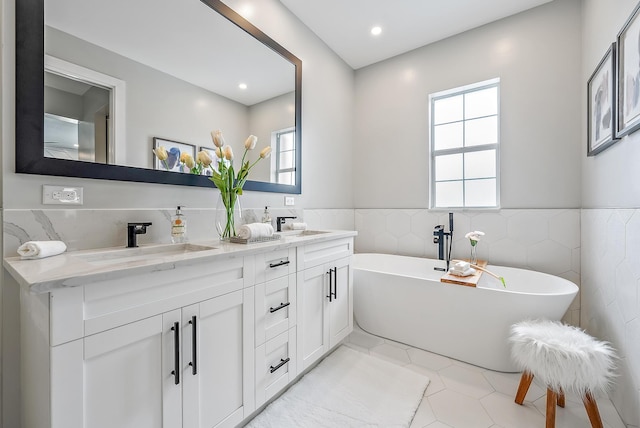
[16,0,302,194]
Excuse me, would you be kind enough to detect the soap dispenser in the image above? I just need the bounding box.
[262,206,272,224]
[171,206,187,243]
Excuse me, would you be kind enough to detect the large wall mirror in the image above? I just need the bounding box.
[16,0,302,193]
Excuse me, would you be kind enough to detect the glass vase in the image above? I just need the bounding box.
[470,245,478,265]
[215,192,242,240]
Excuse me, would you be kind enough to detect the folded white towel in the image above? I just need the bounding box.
[17,240,67,259]
[448,267,476,277]
[288,222,307,230]
[451,261,471,272]
[237,223,274,240]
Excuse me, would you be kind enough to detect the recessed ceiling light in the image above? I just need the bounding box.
[238,4,253,19]
[371,26,382,36]
[238,83,248,90]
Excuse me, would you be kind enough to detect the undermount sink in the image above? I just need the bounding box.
[277,230,329,237]
[74,243,217,265]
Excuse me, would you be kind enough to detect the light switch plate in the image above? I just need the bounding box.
[284,196,295,206]
[43,185,84,205]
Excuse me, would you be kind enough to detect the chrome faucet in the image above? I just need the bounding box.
[127,222,152,248]
[433,213,454,272]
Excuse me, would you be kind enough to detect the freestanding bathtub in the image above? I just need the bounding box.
[353,253,579,372]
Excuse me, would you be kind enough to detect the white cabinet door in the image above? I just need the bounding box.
[328,256,353,348]
[182,289,254,428]
[296,264,330,371]
[297,256,353,370]
[52,312,182,428]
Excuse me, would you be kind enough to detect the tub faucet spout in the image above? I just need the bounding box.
[433,213,454,272]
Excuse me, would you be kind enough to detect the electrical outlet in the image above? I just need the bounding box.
[284,196,295,206]
[43,185,84,205]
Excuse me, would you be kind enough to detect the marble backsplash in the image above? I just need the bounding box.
[2,207,302,255]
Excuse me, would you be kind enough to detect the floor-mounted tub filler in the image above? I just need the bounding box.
[352,253,579,372]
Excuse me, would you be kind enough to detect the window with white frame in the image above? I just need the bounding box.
[429,78,500,208]
[272,128,296,185]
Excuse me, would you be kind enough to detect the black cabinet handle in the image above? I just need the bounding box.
[188,316,197,375]
[170,322,180,385]
[269,260,290,268]
[269,302,291,313]
[269,357,290,374]
[326,269,333,302]
[332,266,338,300]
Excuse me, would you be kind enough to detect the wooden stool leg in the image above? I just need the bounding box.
[557,388,565,408]
[583,392,604,428]
[515,371,534,404]
[546,388,557,428]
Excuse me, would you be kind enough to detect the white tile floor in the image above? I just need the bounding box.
[343,325,627,428]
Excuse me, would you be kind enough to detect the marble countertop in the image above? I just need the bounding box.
[4,230,357,294]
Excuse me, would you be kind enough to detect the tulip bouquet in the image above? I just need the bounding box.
[208,130,272,238]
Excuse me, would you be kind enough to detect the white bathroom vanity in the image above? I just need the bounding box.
[4,231,355,428]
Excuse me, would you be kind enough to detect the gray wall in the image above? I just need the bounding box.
[353,0,582,209]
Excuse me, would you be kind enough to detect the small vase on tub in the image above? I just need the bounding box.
[465,230,484,265]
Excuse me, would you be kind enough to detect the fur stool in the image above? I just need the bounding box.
[509,320,616,428]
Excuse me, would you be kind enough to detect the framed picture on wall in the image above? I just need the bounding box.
[617,2,640,137]
[587,43,618,156]
[153,137,195,173]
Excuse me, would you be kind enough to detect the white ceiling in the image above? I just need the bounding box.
[279,0,555,69]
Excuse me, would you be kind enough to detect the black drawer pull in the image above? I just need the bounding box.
[332,266,338,300]
[326,268,334,302]
[188,316,197,375]
[269,302,291,313]
[269,357,290,374]
[269,260,290,268]
[170,322,180,385]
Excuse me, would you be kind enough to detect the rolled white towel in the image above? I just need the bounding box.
[17,240,67,259]
[237,223,274,240]
[288,222,307,230]
[448,267,476,277]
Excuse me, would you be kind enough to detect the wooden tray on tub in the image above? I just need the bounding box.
[440,260,487,287]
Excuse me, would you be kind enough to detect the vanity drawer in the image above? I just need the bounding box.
[255,248,296,283]
[50,255,245,345]
[254,273,296,346]
[255,328,297,407]
[297,237,353,270]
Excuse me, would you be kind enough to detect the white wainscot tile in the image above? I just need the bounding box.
[507,212,549,246]
[549,210,581,249]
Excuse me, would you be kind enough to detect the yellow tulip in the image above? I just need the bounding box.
[223,145,234,161]
[183,153,195,169]
[196,150,212,166]
[259,146,272,159]
[211,130,225,148]
[153,146,168,161]
[244,135,257,150]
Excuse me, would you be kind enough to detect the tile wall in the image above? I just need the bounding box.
[582,209,640,427]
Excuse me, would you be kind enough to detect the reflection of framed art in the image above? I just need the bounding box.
[618,2,640,137]
[153,137,195,172]
[588,43,618,156]
[198,146,218,176]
